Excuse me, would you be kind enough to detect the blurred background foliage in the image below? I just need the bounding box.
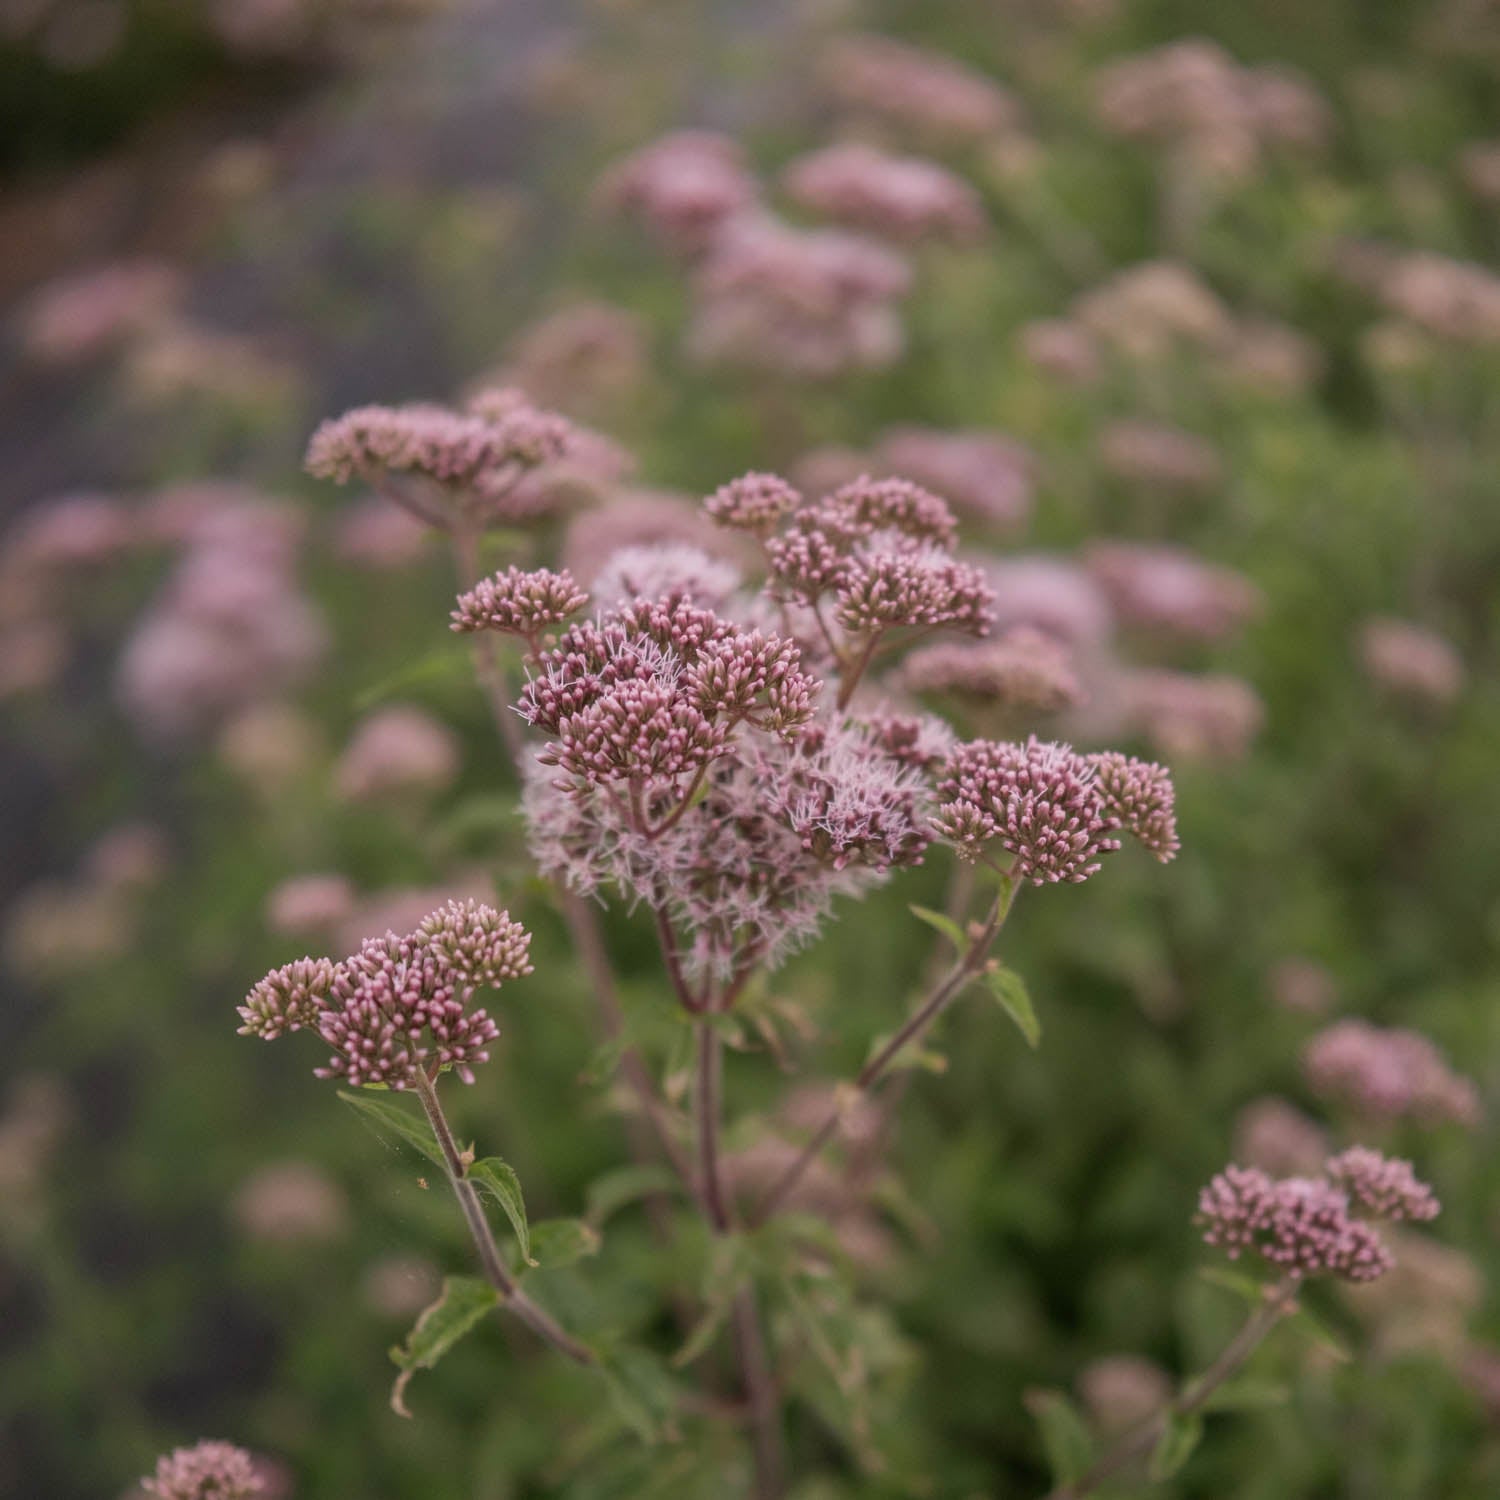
[2,0,1499,1496]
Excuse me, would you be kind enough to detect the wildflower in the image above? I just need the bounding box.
[1378,251,1500,345]
[596,130,759,257]
[524,714,926,981]
[518,594,817,790]
[873,426,1034,532]
[490,300,648,418]
[2,492,130,572]
[1197,1163,1395,1282]
[142,1440,263,1500]
[706,472,803,538]
[1120,669,1265,760]
[21,259,180,365]
[1233,1098,1331,1177]
[901,628,1083,714]
[232,1161,349,1244]
[688,217,911,378]
[451,567,589,640]
[333,706,460,803]
[1325,1147,1440,1224]
[1095,421,1223,495]
[934,736,1124,882]
[265,875,357,938]
[986,556,1115,646]
[781,142,987,245]
[822,33,1022,143]
[1088,751,1180,861]
[243,900,531,1090]
[1019,318,1102,385]
[591,544,742,612]
[1073,261,1234,361]
[562,489,735,588]
[1303,1020,1479,1128]
[1357,617,1464,706]
[237,957,339,1039]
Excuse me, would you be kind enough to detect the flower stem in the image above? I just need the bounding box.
[749,878,1016,1228]
[411,1067,595,1366]
[694,1013,786,1497]
[1043,1274,1300,1500]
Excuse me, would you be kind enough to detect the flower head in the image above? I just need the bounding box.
[934,736,1121,883]
[1325,1147,1440,1224]
[142,1440,263,1500]
[1197,1163,1394,1283]
[1089,751,1179,862]
[1303,1020,1479,1128]
[240,903,529,1089]
[238,957,338,1039]
[705,472,802,537]
[451,567,588,638]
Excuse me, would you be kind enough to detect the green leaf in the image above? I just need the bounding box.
[1148,1411,1203,1481]
[982,965,1041,1048]
[338,1090,445,1171]
[1025,1388,1093,1486]
[908,903,965,950]
[596,1344,682,1445]
[388,1275,499,1416]
[525,1217,602,1270]
[585,1164,682,1226]
[1202,1378,1290,1412]
[469,1157,532,1265]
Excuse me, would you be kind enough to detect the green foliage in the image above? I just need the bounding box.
[388,1275,500,1418]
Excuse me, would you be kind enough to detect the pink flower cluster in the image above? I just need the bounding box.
[901,627,1083,715]
[451,567,589,642]
[781,142,987,245]
[596,131,760,257]
[518,592,818,789]
[1094,39,1330,179]
[758,474,993,648]
[821,33,1022,143]
[142,1440,263,1500]
[1198,1148,1439,1283]
[239,900,531,1089]
[1085,542,1260,642]
[116,498,326,742]
[687,217,912,378]
[934,736,1178,881]
[524,713,929,980]
[872,426,1034,532]
[305,391,574,527]
[1357,617,1464,706]
[1303,1020,1480,1128]
[1325,1147,1441,1223]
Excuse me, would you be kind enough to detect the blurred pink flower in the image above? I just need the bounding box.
[1357,617,1464,706]
[333,705,460,803]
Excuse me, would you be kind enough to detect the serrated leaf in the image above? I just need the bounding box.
[338,1090,444,1171]
[909,903,965,950]
[596,1344,682,1445]
[1148,1410,1203,1481]
[1024,1388,1093,1486]
[525,1217,602,1270]
[982,966,1040,1048]
[388,1275,499,1416]
[469,1157,532,1265]
[585,1164,682,1226]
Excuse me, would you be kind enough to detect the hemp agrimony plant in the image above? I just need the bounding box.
[220,391,1440,1499]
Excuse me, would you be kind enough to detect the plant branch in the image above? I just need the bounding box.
[411,1067,595,1366]
[1043,1274,1301,1500]
[749,878,1016,1227]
